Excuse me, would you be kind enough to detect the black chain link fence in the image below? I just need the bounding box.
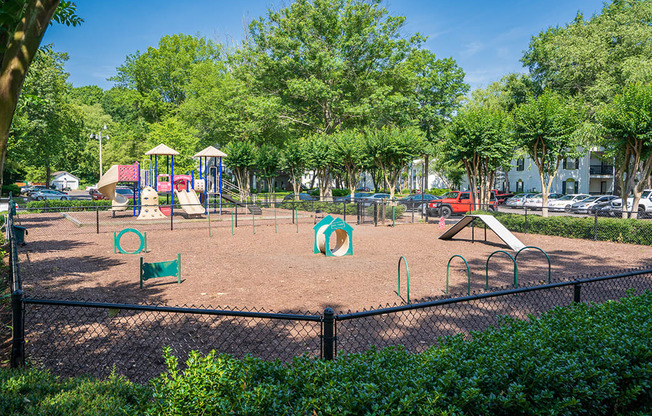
[6,198,652,384]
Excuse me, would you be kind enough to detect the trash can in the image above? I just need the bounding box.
[12,225,27,245]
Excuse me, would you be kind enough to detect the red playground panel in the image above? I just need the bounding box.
[117,163,139,182]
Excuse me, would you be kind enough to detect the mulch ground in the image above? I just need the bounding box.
[16,209,652,313]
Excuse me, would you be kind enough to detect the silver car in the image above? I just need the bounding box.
[569,195,618,214]
[548,194,591,212]
[505,193,536,208]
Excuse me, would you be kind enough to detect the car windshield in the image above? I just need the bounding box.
[443,192,459,199]
[116,189,133,195]
[557,195,574,201]
[581,196,599,203]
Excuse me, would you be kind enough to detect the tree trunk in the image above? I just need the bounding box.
[0,0,61,190]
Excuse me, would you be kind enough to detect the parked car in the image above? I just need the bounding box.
[359,193,391,206]
[22,185,48,196]
[523,193,564,210]
[397,194,440,211]
[610,189,652,218]
[569,195,618,214]
[426,191,497,218]
[505,193,536,208]
[282,193,318,202]
[115,187,136,199]
[89,188,108,200]
[335,192,371,203]
[492,190,514,204]
[355,186,371,192]
[547,194,591,212]
[30,189,69,201]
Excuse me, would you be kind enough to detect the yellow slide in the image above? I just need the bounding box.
[97,165,129,211]
[174,189,204,215]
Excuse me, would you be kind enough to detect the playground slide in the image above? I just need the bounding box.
[97,165,129,211]
[175,189,204,215]
[439,214,526,251]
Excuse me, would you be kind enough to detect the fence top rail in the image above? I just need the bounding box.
[337,267,652,321]
[22,298,323,322]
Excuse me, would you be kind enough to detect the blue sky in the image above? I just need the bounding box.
[43,0,606,91]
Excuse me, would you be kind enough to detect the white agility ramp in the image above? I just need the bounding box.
[175,189,205,215]
[439,214,526,251]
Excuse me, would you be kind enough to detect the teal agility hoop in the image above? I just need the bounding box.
[114,228,147,254]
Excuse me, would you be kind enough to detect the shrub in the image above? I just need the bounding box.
[2,184,21,197]
[149,292,652,415]
[475,210,652,245]
[0,368,150,416]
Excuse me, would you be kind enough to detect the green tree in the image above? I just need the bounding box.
[406,49,468,192]
[146,116,200,174]
[301,134,337,200]
[280,139,306,199]
[442,100,514,208]
[364,127,424,201]
[246,0,423,135]
[512,92,585,216]
[597,83,652,218]
[332,129,366,201]
[112,34,222,122]
[9,47,82,184]
[256,144,281,195]
[223,140,257,200]
[522,0,652,105]
[0,0,82,186]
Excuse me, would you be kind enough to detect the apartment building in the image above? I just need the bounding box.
[505,148,615,195]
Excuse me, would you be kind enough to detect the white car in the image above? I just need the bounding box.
[610,189,652,218]
[505,193,536,208]
[547,194,591,212]
[523,193,563,210]
[570,195,618,214]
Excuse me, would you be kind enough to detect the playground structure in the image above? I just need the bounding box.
[98,144,233,219]
[439,215,526,251]
[313,215,353,257]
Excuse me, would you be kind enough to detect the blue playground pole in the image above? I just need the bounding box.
[154,155,158,190]
[136,162,141,216]
[203,156,208,215]
[219,157,223,214]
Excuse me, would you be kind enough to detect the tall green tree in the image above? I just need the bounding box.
[332,129,366,201]
[223,140,257,200]
[146,116,200,174]
[112,34,222,122]
[597,83,652,218]
[364,127,424,201]
[0,0,81,187]
[301,134,337,200]
[280,138,306,199]
[442,100,515,208]
[512,92,585,216]
[406,49,468,192]
[246,0,423,135]
[522,0,652,105]
[256,144,281,194]
[9,47,82,184]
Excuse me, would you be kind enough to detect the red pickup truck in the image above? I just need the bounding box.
[427,191,498,218]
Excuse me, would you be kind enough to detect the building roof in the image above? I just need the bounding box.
[193,146,227,158]
[52,171,80,180]
[145,144,180,156]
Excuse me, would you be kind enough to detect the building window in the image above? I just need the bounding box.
[516,158,524,171]
[563,178,578,194]
[516,179,524,193]
[563,157,579,170]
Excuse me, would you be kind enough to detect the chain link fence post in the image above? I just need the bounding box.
[573,284,582,303]
[322,308,335,361]
[10,289,25,368]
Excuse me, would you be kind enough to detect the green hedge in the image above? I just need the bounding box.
[475,211,652,245]
[0,370,149,416]
[2,292,650,415]
[149,292,651,415]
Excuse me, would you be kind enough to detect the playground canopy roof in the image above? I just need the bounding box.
[193,146,227,158]
[145,144,180,156]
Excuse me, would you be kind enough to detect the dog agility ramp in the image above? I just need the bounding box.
[439,215,526,251]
